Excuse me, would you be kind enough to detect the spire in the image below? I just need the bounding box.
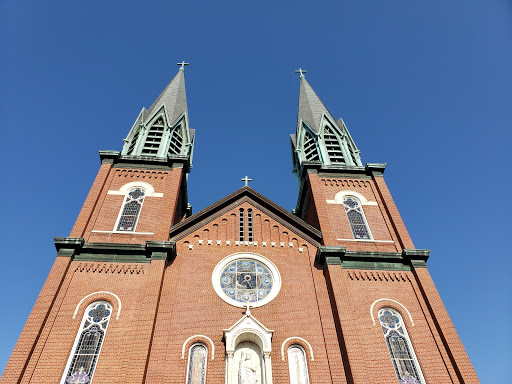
[291,72,363,183]
[297,75,337,135]
[122,66,194,161]
[146,66,188,127]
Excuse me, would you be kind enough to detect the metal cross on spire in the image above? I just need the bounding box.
[295,68,307,78]
[241,176,252,187]
[177,61,190,70]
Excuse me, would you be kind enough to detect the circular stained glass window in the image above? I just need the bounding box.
[212,253,281,308]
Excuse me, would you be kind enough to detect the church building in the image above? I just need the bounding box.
[1,65,479,384]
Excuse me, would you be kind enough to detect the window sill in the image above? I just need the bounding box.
[91,230,155,235]
[336,238,394,243]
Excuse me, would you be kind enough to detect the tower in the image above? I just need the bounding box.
[1,68,479,384]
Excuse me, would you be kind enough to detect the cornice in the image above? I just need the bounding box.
[53,237,176,263]
[315,246,430,271]
[99,150,191,172]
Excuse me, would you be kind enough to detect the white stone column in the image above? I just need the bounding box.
[263,352,272,384]
[226,352,234,384]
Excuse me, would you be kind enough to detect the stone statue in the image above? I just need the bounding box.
[238,351,257,384]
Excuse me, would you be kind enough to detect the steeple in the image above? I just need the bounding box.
[121,66,195,161]
[290,74,362,183]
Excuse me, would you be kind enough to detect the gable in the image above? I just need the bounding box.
[169,187,322,246]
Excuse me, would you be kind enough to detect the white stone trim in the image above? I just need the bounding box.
[326,190,377,205]
[91,230,154,235]
[336,238,394,243]
[370,298,414,326]
[281,337,314,361]
[73,291,122,320]
[212,252,282,308]
[181,335,215,360]
[107,181,163,197]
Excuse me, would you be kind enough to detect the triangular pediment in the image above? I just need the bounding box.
[223,312,274,353]
[169,187,321,245]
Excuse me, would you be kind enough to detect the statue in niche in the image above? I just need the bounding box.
[238,351,257,384]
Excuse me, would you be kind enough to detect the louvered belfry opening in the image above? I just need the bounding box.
[141,117,165,156]
[324,126,345,164]
[126,127,140,155]
[169,124,183,155]
[303,130,319,161]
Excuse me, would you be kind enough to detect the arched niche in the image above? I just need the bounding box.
[224,310,273,384]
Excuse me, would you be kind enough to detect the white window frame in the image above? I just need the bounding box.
[185,342,208,384]
[113,187,146,232]
[61,300,112,384]
[287,344,310,384]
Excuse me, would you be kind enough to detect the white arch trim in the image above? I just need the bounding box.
[370,298,414,326]
[181,335,215,360]
[281,337,314,361]
[73,291,122,320]
[327,190,377,206]
[107,181,163,197]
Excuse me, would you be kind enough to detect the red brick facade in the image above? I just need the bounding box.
[1,160,479,384]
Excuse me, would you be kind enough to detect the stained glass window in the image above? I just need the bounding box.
[62,301,112,384]
[288,345,310,384]
[219,259,273,304]
[186,343,207,384]
[116,188,145,231]
[343,196,371,240]
[379,308,425,384]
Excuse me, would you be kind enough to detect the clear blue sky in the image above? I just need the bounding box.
[1,0,510,381]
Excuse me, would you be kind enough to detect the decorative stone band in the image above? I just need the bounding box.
[53,237,176,263]
[315,246,430,271]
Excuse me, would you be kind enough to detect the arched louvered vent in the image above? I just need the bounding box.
[348,145,359,166]
[141,117,165,156]
[303,130,319,161]
[126,126,141,155]
[168,124,184,155]
[324,126,345,164]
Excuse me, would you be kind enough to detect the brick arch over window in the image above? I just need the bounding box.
[281,337,314,361]
[370,298,414,326]
[181,335,215,360]
[73,291,122,320]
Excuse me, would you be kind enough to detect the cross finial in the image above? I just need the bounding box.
[241,176,252,187]
[295,68,307,78]
[177,61,190,70]
[244,303,251,316]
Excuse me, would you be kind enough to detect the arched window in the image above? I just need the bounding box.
[378,308,425,384]
[116,188,145,231]
[186,343,208,384]
[287,345,310,384]
[343,196,371,239]
[62,301,112,384]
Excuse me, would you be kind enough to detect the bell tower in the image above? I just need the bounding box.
[290,71,479,383]
[2,65,194,384]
